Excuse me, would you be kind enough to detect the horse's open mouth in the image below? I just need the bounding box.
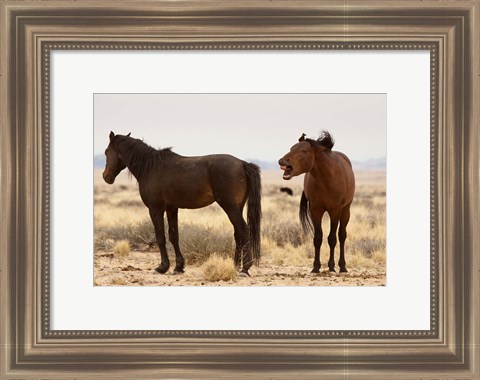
[280,165,293,180]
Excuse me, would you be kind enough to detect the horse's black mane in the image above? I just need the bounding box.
[114,136,175,181]
[306,130,335,150]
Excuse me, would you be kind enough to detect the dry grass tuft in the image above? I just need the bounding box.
[202,255,237,282]
[114,240,131,257]
[371,250,386,265]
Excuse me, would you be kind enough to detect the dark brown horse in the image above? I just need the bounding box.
[103,132,261,276]
[278,131,355,273]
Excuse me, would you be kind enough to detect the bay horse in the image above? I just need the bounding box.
[102,132,261,276]
[278,131,355,273]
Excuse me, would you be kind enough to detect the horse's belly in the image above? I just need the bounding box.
[166,190,215,209]
[178,195,215,209]
[304,173,354,210]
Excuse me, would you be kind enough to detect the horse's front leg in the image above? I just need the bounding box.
[149,207,170,274]
[310,207,325,273]
[166,208,185,274]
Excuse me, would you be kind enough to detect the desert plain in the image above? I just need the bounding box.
[94,169,386,287]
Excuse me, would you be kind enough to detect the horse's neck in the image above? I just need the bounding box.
[310,151,336,180]
[121,140,154,182]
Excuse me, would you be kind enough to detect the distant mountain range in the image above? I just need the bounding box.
[93,155,106,169]
[351,157,386,171]
[93,155,386,171]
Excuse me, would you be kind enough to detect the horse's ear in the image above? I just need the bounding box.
[109,131,115,141]
[298,133,306,142]
[126,132,131,137]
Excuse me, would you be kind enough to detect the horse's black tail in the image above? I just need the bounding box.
[244,163,262,265]
[299,191,313,235]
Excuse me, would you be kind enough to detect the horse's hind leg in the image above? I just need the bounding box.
[149,207,170,274]
[167,208,185,274]
[220,204,250,275]
[338,204,351,273]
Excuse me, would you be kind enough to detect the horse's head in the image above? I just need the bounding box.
[278,133,324,180]
[102,131,130,184]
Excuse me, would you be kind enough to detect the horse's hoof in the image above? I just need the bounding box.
[311,268,320,274]
[329,268,336,273]
[154,266,169,274]
[339,268,348,273]
[238,270,250,277]
[173,268,184,275]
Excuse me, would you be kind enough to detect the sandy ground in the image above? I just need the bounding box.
[94,249,386,287]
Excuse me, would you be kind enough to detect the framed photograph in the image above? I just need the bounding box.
[1,1,478,379]
[93,92,387,288]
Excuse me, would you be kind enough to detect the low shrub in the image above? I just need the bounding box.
[94,219,155,250]
[179,224,234,265]
[202,255,237,282]
[95,220,234,264]
[351,236,385,258]
[262,209,306,247]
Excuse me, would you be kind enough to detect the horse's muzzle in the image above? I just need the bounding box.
[278,158,290,167]
[278,158,294,180]
[103,171,115,184]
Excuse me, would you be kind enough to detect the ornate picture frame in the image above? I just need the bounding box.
[1,1,478,378]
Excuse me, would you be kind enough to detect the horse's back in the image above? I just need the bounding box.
[140,153,251,209]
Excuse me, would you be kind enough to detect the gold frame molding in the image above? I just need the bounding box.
[1,1,479,378]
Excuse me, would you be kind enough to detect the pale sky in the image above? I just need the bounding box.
[94,93,386,162]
